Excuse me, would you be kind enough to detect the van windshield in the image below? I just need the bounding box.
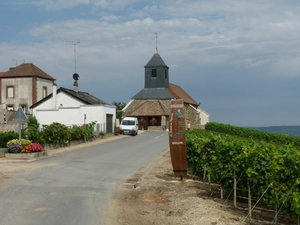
[121,120,135,125]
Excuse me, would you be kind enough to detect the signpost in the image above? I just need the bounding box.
[169,99,187,180]
[13,107,28,140]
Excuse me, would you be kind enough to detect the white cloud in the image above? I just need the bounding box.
[1,0,300,126]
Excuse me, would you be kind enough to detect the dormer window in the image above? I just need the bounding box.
[151,69,157,78]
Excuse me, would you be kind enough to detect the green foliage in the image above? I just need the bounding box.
[205,122,300,148]
[112,101,126,120]
[69,125,84,140]
[23,116,42,143]
[41,122,71,146]
[0,131,18,148]
[69,121,96,140]
[186,128,300,221]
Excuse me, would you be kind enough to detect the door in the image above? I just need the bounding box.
[106,114,113,133]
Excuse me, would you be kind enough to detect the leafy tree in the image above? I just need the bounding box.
[23,116,41,143]
[112,101,126,121]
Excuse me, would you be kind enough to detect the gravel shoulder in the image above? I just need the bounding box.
[105,150,296,225]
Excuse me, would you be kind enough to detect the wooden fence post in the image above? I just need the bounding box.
[234,172,237,208]
[248,179,252,219]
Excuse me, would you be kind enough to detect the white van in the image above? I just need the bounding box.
[119,117,139,136]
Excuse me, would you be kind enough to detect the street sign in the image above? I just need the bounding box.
[13,107,28,140]
[169,99,187,179]
[13,107,28,121]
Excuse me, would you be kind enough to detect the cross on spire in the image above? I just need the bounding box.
[155,32,158,53]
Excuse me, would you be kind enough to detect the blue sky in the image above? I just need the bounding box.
[0,0,299,127]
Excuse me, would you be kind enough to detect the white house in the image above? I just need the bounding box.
[30,82,116,134]
[198,107,210,126]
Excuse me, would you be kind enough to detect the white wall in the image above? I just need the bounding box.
[32,86,116,132]
[198,107,210,125]
[35,105,115,127]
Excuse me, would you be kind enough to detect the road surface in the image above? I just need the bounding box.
[0,131,169,225]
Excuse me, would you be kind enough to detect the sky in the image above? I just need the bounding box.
[0,0,299,127]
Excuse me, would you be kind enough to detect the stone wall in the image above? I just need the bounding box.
[185,104,201,130]
[123,99,203,130]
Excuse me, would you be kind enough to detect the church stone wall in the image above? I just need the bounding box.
[123,99,202,130]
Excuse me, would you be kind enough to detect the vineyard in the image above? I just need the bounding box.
[186,122,300,224]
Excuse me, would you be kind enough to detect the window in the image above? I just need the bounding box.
[7,105,14,111]
[165,70,168,79]
[43,86,47,98]
[20,104,27,113]
[151,69,157,78]
[6,86,14,98]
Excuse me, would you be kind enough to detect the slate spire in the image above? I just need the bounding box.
[144,53,169,88]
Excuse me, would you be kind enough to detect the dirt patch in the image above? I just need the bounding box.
[106,151,296,225]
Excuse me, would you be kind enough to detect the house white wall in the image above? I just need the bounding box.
[32,87,116,133]
[34,105,116,128]
[34,91,84,110]
[198,107,210,125]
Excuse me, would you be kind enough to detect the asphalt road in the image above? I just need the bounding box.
[0,130,169,225]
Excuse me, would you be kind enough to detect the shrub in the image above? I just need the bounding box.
[41,122,71,146]
[0,131,18,148]
[23,116,43,143]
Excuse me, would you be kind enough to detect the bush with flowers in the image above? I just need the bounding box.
[7,139,31,153]
[27,143,43,152]
[6,139,43,153]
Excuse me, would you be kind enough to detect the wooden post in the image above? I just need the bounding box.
[248,179,252,219]
[234,172,237,208]
[220,187,223,199]
[169,99,187,179]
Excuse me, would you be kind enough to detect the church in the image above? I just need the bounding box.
[122,51,209,131]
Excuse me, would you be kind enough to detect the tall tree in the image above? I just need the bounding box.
[112,101,126,121]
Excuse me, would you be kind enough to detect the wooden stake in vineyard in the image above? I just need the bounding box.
[169,99,187,180]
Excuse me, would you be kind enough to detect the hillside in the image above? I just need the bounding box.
[247,125,300,137]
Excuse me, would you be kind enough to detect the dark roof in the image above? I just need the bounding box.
[168,83,198,106]
[1,63,55,81]
[132,88,175,99]
[144,53,168,67]
[59,87,108,105]
[131,84,198,106]
[30,86,108,109]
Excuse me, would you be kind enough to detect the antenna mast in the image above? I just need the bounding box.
[155,32,158,53]
[66,40,80,73]
[7,59,25,67]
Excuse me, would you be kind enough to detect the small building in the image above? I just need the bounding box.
[30,82,116,135]
[122,51,209,130]
[0,63,56,114]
